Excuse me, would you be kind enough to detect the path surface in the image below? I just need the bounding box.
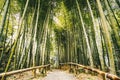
[41,70,77,80]
[6,69,102,80]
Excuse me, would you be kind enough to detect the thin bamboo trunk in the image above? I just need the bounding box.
[41,11,50,65]
[96,0,116,74]
[27,4,37,67]
[86,0,105,70]
[104,0,120,47]
[76,0,94,67]
[32,0,40,67]
[0,11,9,62]
[0,0,10,37]
[2,0,29,79]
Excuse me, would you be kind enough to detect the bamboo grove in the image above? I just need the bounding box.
[0,0,120,77]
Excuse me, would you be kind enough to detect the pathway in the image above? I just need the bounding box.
[6,69,102,80]
[39,70,77,80]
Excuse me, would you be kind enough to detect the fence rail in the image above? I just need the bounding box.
[0,64,50,78]
[60,62,120,80]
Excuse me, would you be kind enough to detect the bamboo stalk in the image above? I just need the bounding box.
[0,0,10,37]
[1,0,30,79]
[96,0,116,74]
[76,0,94,67]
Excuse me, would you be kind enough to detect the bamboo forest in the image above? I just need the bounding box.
[0,0,120,80]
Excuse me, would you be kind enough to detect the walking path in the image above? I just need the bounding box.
[40,70,77,80]
[6,69,102,80]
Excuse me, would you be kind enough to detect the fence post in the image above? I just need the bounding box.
[102,73,107,80]
[33,69,36,78]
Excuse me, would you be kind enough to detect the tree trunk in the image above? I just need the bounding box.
[104,0,120,47]
[0,0,10,38]
[76,0,94,67]
[86,0,105,70]
[2,0,29,79]
[96,0,116,74]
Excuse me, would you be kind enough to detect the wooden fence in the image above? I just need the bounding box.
[0,64,50,79]
[60,62,120,80]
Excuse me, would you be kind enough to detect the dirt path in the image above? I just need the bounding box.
[39,70,77,80]
[6,69,102,80]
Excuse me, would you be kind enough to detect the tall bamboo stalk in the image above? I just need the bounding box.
[104,0,120,47]
[76,0,94,67]
[32,0,40,67]
[96,0,116,74]
[0,0,10,39]
[2,0,29,79]
[86,0,105,70]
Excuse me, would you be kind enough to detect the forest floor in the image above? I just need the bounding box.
[6,69,102,80]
